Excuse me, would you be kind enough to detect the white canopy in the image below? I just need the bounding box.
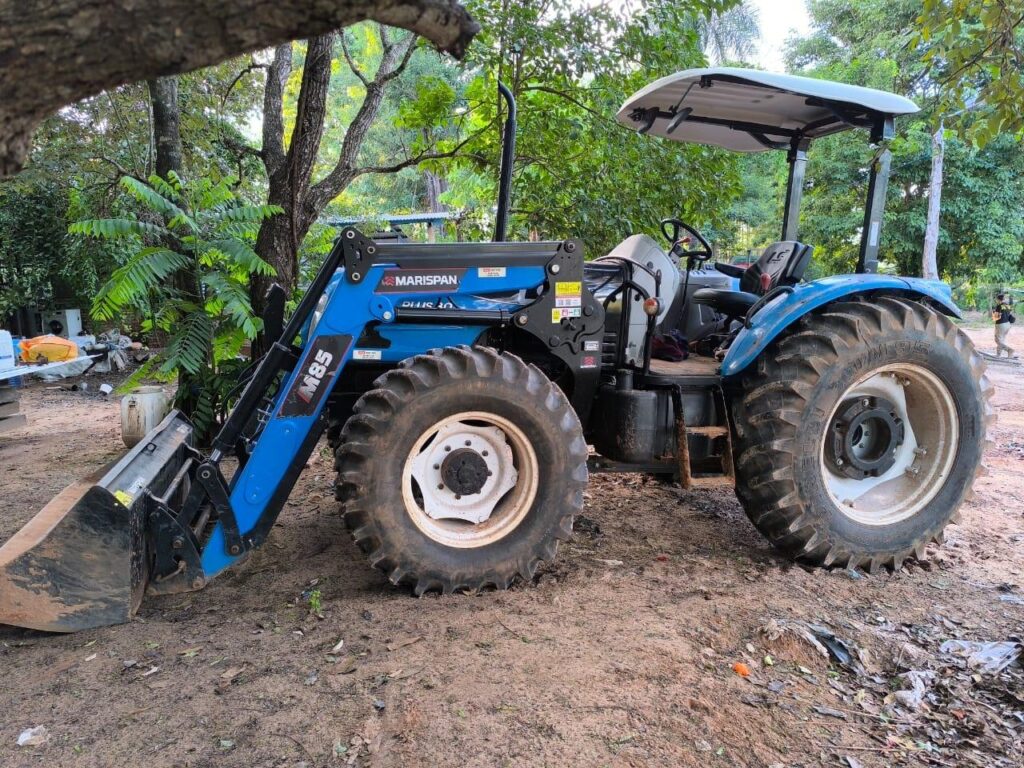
[616,67,919,152]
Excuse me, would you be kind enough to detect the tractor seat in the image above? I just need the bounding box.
[692,240,813,319]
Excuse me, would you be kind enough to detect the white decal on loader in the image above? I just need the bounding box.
[298,349,333,402]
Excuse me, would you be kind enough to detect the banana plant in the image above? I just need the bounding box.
[71,171,281,439]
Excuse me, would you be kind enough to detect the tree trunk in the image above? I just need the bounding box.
[0,0,478,178]
[251,27,421,355]
[147,75,200,416]
[922,125,944,281]
[148,77,183,180]
[424,169,448,212]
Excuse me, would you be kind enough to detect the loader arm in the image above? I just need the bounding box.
[0,228,603,631]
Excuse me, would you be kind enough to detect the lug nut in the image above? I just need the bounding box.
[437,483,444,490]
[444,446,451,452]
[516,314,528,325]
[433,464,440,470]
[482,450,488,457]
[465,440,471,446]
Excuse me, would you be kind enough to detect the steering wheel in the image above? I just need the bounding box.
[660,218,713,263]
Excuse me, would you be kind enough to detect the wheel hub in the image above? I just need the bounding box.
[408,420,519,525]
[826,395,904,479]
[441,448,491,496]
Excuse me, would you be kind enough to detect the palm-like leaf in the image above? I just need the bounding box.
[92,247,191,320]
[210,238,276,277]
[69,218,167,239]
[202,272,260,338]
[161,310,213,376]
[120,176,194,230]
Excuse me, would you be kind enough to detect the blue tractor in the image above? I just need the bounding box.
[0,69,992,632]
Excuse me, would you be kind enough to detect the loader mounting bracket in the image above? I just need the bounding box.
[146,504,206,596]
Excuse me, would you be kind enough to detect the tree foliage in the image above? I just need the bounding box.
[722,0,1024,283]
[72,172,280,437]
[913,0,1024,146]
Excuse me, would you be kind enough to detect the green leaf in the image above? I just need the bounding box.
[69,218,166,239]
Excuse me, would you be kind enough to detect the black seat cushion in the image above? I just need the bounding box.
[740,241,813,295]
[692,288,758,318]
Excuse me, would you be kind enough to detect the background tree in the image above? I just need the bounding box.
[720,0,1024,289]
[914,0,1024,146]
[72,173,280,439]
[0,0,479,177]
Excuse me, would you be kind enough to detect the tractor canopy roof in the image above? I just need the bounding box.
[616,67,919,152]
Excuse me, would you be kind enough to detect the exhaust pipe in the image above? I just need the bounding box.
[493,80,516,242]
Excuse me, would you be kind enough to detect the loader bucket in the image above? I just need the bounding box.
[0,410,195,632]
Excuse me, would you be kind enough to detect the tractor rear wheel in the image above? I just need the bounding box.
[730,297,993,572]
[334,346,587,594]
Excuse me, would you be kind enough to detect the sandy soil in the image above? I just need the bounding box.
[1,326,1021,768]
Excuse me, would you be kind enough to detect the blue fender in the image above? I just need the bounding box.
[720,275,961,378]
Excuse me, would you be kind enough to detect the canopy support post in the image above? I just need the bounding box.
[781,137,809,241]
[856,145,892,274]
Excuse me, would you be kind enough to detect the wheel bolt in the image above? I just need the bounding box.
[455,494,462,500]
[444,446,451,452]
[433,464,440,470]
[465,440,471,446]
[437,483,444,490]
[862,398,871,407]
[482,450,489,456]
[836,458,844,466]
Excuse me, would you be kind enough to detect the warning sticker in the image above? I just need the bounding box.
[114,490,134,507]
[555,281,582,297]
[551,307,582,323]
[555,297,582,308]
[584,340,600,352]
[353,349,382,361]
[478,266,506,278]
[581,355,598,369]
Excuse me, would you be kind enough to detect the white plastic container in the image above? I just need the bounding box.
[120,386,171,447]
[0,330,15,372]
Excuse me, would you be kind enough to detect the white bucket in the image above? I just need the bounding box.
[120,386,172,448]
[0,330,14,372]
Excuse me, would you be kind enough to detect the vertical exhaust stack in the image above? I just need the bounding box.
[493,81,516,242]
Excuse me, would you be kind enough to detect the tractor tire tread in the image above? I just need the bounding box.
[731,297,993,572]
[334,345,586,595]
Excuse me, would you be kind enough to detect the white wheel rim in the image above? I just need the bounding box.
[402,411,539,548]
[819,364,959,526]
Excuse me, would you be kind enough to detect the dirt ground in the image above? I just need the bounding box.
[1,325,1022,768]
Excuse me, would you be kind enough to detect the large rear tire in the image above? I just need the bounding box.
[731,297,994,572]
[334,346,587,594]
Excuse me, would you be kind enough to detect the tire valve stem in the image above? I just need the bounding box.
[914,447,928,456]
[905,465,920,476]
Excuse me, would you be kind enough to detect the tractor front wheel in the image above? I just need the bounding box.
[334,346,587,594]
[731,297,993,572]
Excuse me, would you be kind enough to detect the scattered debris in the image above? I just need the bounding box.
[893,669,935,710]
[939,640,1022,673]
[760,619,865,675]
[732,662,751,677]
[812,705,847,719]
[386,636,424,651]
[17,726,48,747]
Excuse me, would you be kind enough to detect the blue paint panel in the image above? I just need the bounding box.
[201,261,544,577]
[720,275,961,378]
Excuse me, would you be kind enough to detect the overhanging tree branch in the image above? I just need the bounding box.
[0,0,479,177]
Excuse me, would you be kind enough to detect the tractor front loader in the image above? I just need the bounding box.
[0,70,992,633]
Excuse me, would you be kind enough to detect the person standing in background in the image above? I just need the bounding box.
[992,292,1017,358]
